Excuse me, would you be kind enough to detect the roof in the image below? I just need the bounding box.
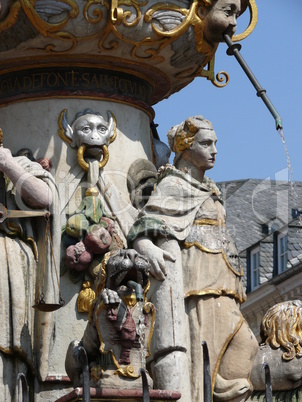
[218,179,302,253]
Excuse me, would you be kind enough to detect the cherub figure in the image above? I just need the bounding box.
[152,0,249,70]
[198,0,248,46]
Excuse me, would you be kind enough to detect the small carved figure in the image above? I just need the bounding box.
[59,109,123,305]
[62,109,115,161]
[128,116,258,401]
[199,0,248,47]
[153,0,248,70]
[65,249,155,389]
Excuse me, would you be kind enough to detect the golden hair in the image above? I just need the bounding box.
[173,119,199,153]
[260,300,302,361]
[199,0,213,7]
[169,116,212,154]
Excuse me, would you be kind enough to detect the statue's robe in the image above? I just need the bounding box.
[128,166,256,401]
[0,156,59,399]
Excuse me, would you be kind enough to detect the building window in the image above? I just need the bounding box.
[277,232,288,273]
[250,247,260,290]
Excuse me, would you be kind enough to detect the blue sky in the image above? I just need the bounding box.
[154,0,302,183]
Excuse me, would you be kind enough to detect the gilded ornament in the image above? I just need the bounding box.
[77,144,109,171]
[90,365,103,383]
[85,187,99,197]
[77,281,96,313]
[95,252,111,295]
[233,0,258,42]
[84,0,109,24]
[115,364,138,378]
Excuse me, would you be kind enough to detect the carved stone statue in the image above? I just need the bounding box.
[251,300,302,392]
[65,249,155,389]
[128,116,258,401]
[0,142,60,398]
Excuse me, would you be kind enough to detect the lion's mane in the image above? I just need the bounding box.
[260,300,302,361]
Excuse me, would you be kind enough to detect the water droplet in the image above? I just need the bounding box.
[277,128,298,203]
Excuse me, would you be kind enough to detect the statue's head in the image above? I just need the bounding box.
[64,109,115,157]
[199,0,248,13]
[260,300,302,361]
[198,0,249,45]
[167,115,217,172]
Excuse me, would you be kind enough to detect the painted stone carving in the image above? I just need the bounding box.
[59,109,125,309]
[65,249,155,389]
[60,108,116,168]
[251,300,302,392]
[0,135,61,395]
[0,0,260,399]
[0,0,256,102]
[127,116,258,401]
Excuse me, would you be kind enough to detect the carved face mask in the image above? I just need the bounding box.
[72,114,111,148]
[200,0,241,45]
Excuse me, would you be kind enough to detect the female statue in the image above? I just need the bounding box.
[0,145,58,399]
[128,116,258,401]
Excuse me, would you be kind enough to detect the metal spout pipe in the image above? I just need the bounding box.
[127,280,144,302]
[202,341,212,402]
[78,346,91,402]
[262,363,273,402]
[139,368,151,402]
[17,373,29,402]
[223,33,283,130]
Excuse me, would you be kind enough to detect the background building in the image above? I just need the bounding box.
[219,179,302,340]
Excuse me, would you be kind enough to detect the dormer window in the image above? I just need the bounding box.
[250,247,260,291]
[277,231,288,273]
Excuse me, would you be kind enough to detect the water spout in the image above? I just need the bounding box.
[223,34,299,201]
[223,33,283,131]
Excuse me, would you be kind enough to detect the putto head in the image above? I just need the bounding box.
[199,0,249,15]
[198,0,249,45]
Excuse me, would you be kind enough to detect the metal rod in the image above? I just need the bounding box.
[17,373,29,402]
[78,346,91,402]
[223,33,283,130]
[262,363,273,402]
[202,341,212,402]
[139,368,150,402]
[0,129,6,206]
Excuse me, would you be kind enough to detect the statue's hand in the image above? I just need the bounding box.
[100,288,120,305]
[133,236,175,281]
[0,147,13,172]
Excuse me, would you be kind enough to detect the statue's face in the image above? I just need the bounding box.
[201,0,241,45]
[184,125,217,171]
[72,114,111,150]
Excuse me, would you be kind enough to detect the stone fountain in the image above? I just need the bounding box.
[0,0,259,401]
